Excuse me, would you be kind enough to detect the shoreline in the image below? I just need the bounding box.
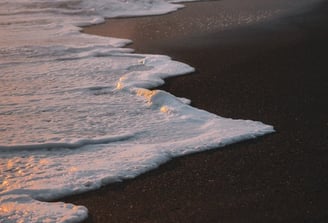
[63,1,328,222]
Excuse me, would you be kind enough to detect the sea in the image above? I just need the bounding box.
[0,0,319,222]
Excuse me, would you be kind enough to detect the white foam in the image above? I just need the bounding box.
[3,0,323,222]
[0,195,88,223]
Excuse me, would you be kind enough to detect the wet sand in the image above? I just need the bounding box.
[63,1,328,222]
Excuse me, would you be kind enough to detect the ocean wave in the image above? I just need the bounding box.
[0,0,281,222]
[0,133,137,152]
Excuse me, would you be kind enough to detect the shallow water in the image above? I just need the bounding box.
[1,0,319,222]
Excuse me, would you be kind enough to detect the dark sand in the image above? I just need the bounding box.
[63,1,328,222]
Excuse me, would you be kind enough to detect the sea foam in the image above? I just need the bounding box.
[4,0,322,222]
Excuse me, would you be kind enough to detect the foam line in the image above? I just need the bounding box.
[0,133,136,151]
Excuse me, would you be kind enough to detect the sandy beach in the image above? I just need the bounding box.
[62,1,328,222]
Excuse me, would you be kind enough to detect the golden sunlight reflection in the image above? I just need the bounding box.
[69,166,78,173]
[160,106,169,113]
[136,88,157,102]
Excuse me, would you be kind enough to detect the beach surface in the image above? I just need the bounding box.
[63,0,328,222]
